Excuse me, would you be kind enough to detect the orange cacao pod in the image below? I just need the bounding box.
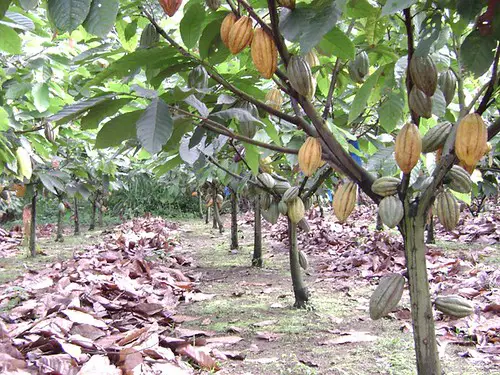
[298,137,322,177]
[192,191,198,197]
[455,113,487,166]
[228,16,253,54]
[251,28,277,79]
[159,0,182,17]
[333,181,357,223]
[265,88,283,111]
[395,122,422,174]
[220,13,237,47]
[459,161,475,174]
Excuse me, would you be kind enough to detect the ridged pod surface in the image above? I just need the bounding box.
[369,274,405,320]
[435,190,459,231]
[265,88,283,111]
[434,295,473,318]
[409,87,432,119]
[251,28,277,79]
[445,165,472,194]
[277,0,295,10]
[395,122,422,174]
[455,113,488,166]
[58,202,66,213]
[287,197,305,224]
[228,16,253,54]
[258,172,276,189]
[333,181,357,223]
[298,137,322,177]
[422,121,452,153]
[139,24,160,48]
[371,177,400,197]
[273,180,291,194]
[44,123,55,143]
[261,193,271,210]
[298,250,309,270]
[348,51,369,83]
[409,55,437,96]
[188,65,209,90]
[378,195,404,229]
[438,70,456,106]
[159,0,182,17]
[278,200,288,215]
[287,55,316,100]
[220,13,237,47]
[283,186,300,203]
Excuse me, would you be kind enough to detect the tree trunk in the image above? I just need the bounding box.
[98,201,103,227]
[288,218,309,308]
[426,214,435,244]
[56,199,64,242]
[252,195,263,267]
[198,193,203,219]
[376,212,384,231]
[74,197,80,235]
[205,206,210,224]
[212,190,224,233]
[230,188,238,250]
[89,199,96,231]
[402,212,441,375]
[29,192,37,257]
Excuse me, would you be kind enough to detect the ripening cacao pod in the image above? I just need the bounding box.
[139,24,160,48]
[459,161,475,174]
[435,190,459,231]
[206,198,214,207]
[434,295,473,318]
[378,195,404,229]
[484,142,492,154]
[220,13,237,47]
[455,113,488,166]
[304,50,320,68]
[438,70,456,106]
[278,200,288,215]
[369,274,405,320]
[409,87,432,119]
[44,123,55,143]
[333,181,357,223]
[409,55,438,96]
[422,121,452,153]
[348,51,369,83]
[258,173,276,190]
[251,28,277,79]
[262,201,279,224]
[287,197,305,224]
[191,191,198,197]
[188,65,209,90]
[58,202,66,213]
[298,137,322,177]
[298,250,309,270]
[395,122,422,174]
[216,194,224,204]
[228,16,253,55]
[444,165,472,194]
[298,218,310,232]
[277,0,295,10]
[238,101,259,138]
[371,177,400,197]
[205,0,221,11]
[283,186,300,203]
[159,0,182,17]
[265,88,283,111]
[261,193,272,210]
[273,180,291,194]
[287,55,316,100]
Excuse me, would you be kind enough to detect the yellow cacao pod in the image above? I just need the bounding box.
[455,113,487,166]
[395,122,422,174]
[298,137,322,177]
[228,16,253,54]
[333,181,357,223]
[265,88,283,111]
[220,13,237,47]
[251,28,277,79]
[287,197,305,224]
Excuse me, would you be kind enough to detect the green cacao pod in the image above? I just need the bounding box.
[58,202,66,213]
[283,186,300,203]
[277,0,295,9]
[298,250,309,270]
[455,113,488,167]
[422,121,452,153]
[434,295,473,318]
[438,70,456,106]
[435,190,459,231]
[237,101,259,138]
[273,180,291,194]
[261,193,272,210]
[258,172,276,190]
[409,87,432,119]
[287,197,305,224]
[333,181,357,223]
[298,218,310,232]
[378,195,404,229]
[395,122,422,174]
[348,51,369,83]
[139,24,160,48]
[287,55,316,100]
[371,177,400,197]
[188,65,209,90]
[304,50,320,79]
[298,137,322,177]
[445,165,472,194]
[44,123,56,143]
[262,201,279,224]
[409,55,438,97]
[278,200,288,215]
[303,197,312,211]
[205,0,221,10]
[369,274,405,320]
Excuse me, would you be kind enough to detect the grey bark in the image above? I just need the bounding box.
[74,196,80,235]
[29,192,37,257]
[288,218,309,308]
[252,195,263,267]
[230,188,238,250]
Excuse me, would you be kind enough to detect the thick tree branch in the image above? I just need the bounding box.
[322,58,342,120]
[303,165,333,200]
[403,8,420,126]
[267,0,290,65]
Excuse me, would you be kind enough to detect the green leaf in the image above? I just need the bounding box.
[0,107,9,131]
[180,3,206,49]
[262,118,282,146]
[19,0,38,11]
[83,0,119,37]
[0,24,21,54]
[243,143,259,175]
[461,30,497,77]
[199,16,229,64]
[81,97,132,130]
[95,111,143,148]
[38,172,65,195]
[318,27,355,60]
[32,83,50,112]
[381,0,417,16]
[136,98,173,154]
[346,0,377,18]
[456,0,483,23]
[431,89,446,118]
[280,0,341,54]
[47,0,92,33]
[0,1,11,18]
[452,191,471,205]
[154,154,182,176]
[378,93,404,132]
[210,108,264,127]
[49,94,115,124]
[348,68,382,124]
[5,82,31,99]
[5,11,35,31]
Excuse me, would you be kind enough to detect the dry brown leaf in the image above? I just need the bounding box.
[77,355,121,375]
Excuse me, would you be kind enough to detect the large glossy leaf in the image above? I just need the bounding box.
[179,136,200,166]
[18,0,38,11]
[81,97,132,130]
[49,94,115,124]
[0,1,11,18]
[318,27,355,60]
[348,68,382,124]
[47,0,92,33]
[83,0,119,37]
[0,24,21,54]
[136,98,173,154]
[378,93,404,132]
[199,16,228,64]
[180,3,206,49]
[95,111,143,148]
[461,30,496,77]
[38,172,65,195]
[243,143,259,175]
[32,83,50,113]
[154,154,183,176]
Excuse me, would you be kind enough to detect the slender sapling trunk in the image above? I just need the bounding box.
[29,192,37,257]
[252,195,263,267]
[230,188,238,250]
[74,196,80,235]
[288,218,309,308]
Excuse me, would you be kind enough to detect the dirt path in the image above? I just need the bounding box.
[174,217,495,375]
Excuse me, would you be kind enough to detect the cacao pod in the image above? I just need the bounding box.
[16,147,32,179]
[206,198,214,207]
[298,137,322,177]
[139,24,160,48]
[262,201,279,224]
[434,295,473,318]
[278,200,288,215]
[287,55,316,100]
[459,161,475,174]
[444,165,472,194]
[58,202,66,213]
[251,28,277,79]
[378,195,404,229]
[297,218,310,232]
[409,55,437,96]
[159,0,182,17]
[369,274,405,320]
[435,190,459,231]
[287,197,305,224]
[44,123,55,143]
[438,70,456,106]
[277,0,295,10]
[238,101,259,138]
[188,65,209,90]
[298,250,309,270]
[273,180,291,194]
[371,177,400,197]
[455,113,488,166]
[333,181,357,223]
[409,87,432,119]
[205,0,221,11]
[265,88,283,111]
[261,193,272,210]
[220,13,237,47]
[304,50,320,68]
[395,122,422,174]
[216,194,224,204]
[191,191,198,197]
[283,186,300,203]
[422,121,452,153]
[348,51,369,83]
[228,16,253,55]
[258,172,276,190]
[303,196,312,211]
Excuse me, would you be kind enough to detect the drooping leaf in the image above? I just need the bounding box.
[95,111,143,148]
[199,16,228,64]
[180,3,206,49]
[154,154,182,176]
[184,95,209,118]
[210,108,263,127]
[318,27,355,60]
[49,94,115,124]
[32,83,50,113]
[0,1,11,18]
[5,11,35,31]
[0,24,22,54]
[431,89,446,118]
[83,0,119,37]
[243,143,259,175]
[136,98,173,154]
[47,0,92,33]
[179,137,201,166]
[461,30,497,77]
[38,172,65,195]
[18,0,38,11]
[81,98,132,130]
